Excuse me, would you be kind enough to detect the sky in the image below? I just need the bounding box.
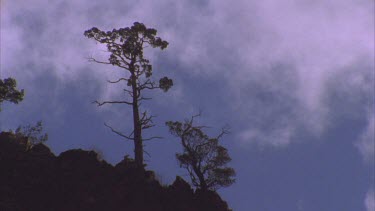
[0,0,374,210]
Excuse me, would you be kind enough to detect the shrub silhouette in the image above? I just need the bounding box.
[14,121,48,146]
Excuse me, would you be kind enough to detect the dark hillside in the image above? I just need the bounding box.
[0,132,231,211]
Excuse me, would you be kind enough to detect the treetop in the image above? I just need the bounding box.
[84,22,168,51]
[0,78,24,107]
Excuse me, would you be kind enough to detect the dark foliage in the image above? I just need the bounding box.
[13,121,48,146]
[0,78,24,110]
[166,115,235,191]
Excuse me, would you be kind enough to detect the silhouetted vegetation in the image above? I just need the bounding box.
[0,77,24,110]
[0,132,231,211]
[0,22,235,210]
[13,121,48,145]
[84,22,173,168]
[166,114,235,191]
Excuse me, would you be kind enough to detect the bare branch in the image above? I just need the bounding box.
[188,111,202,125]
[143,149,151,158]
[143,136,163,141]
[217,125,230,139]
[139,79,160,91]
[140,112,154,124]
[107,78,129,83]
[142,124,155,130]
[123,88,134,96]
[104,122,134,140]
[87,57,111,65]
[140,85,160,90]
[128,130,135,138]
[88,56,130,70]
[182,111,209,134]
[138,96,152,101]
[139,111,156,130]
[93,100,133,106]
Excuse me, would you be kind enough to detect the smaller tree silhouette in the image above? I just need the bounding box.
[166,114,235,191]
[0,78,24,110]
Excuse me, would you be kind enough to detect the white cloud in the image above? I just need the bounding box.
[239,124,295,147]
[1,0,373,147]
[356,111,375,163]
[222,0,374,146]
[365,189,375,211]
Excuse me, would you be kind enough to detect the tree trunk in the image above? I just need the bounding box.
[182,138,207,190]
[131,73,144,169]
[194,164,207,191]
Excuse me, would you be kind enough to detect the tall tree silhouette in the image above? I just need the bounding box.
[84,22,173,168]
[0,78,24,111]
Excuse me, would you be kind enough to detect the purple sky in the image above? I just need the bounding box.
[1,0,374,210]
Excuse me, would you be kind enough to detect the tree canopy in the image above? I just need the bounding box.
[166,115,235,191]
[0,78,24,110]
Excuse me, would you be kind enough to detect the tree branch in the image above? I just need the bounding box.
[182,112,209,135]
[93,100,133,106]
[139,111,156,130]
[143,149,151,158]
[143,136,163,141]
[123,88,134,97]
[217,125,230,139]
[107,78,129,83]
[138,96,152,101]
[111,49,131,66]
[139,79,159,91]
[104,122,134,140]
[88,57,111,65]
[88,56,130,70]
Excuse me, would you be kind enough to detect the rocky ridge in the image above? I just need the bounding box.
[0,132,231,211]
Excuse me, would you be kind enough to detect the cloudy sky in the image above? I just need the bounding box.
[1,0,374,210]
